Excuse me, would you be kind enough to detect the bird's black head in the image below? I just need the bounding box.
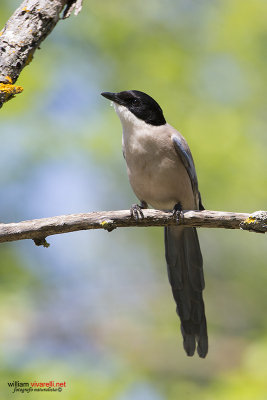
[101,90,166,126]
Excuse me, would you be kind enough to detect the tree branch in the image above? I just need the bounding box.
[0,210,266,247]
[0,0,83,107]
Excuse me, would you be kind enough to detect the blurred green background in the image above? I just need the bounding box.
[1,0,267,398]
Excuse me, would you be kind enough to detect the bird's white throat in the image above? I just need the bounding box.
[112,103,147,129]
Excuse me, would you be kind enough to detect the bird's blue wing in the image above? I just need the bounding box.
[172,135,204,209]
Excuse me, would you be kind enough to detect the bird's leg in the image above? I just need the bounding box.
[172,202,184,224]
[130,200,148,220]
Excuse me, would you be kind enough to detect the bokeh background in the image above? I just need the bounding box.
[1,0,267,398]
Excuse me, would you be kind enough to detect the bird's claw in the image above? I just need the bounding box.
[130,203,145,220]
[173,202,184,224]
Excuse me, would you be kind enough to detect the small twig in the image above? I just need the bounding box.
[63,0,83,18]
[33,237,50,248]
[0,209,265,248]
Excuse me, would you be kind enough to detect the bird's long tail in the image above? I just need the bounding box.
[164,226,208,358]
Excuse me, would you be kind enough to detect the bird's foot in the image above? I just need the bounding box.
[173,202,184,224]
[130,201,147,220]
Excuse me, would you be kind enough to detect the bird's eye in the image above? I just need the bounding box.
[132,98,138,105]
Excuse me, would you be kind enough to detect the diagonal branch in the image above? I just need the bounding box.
[0,209,266,247]
[0,0,83,107]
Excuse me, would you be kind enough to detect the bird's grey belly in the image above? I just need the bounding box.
[126,154,195,210]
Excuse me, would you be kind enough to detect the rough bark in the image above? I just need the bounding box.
[0,209,266,247]
[0,0,83,107]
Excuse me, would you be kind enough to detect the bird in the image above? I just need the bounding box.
[101,90,208,358]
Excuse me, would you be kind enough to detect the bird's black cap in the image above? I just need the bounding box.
[101,90,166,126]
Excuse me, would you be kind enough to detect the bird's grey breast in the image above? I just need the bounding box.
[122,124,195,210]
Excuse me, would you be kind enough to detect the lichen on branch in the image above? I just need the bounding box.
[0,75,23,102]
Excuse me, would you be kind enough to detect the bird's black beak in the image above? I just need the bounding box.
[101,92,123,105]
[101,92,116,101]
